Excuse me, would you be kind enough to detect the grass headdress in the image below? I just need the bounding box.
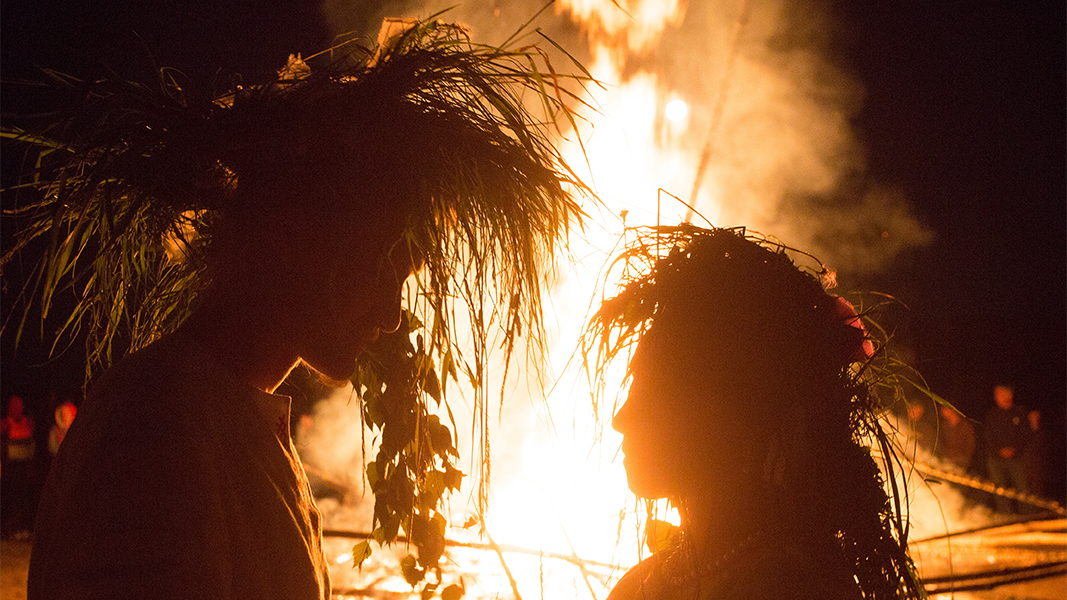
[2,18,589,384]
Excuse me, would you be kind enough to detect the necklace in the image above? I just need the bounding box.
[643,529,767,600]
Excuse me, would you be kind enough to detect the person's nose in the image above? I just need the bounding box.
[377,302,403,334]
[374,274,405,334]
[611,398,633,434]
[373,240,424,335]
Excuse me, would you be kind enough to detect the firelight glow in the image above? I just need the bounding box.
[309,1,944,596]
[665,98,688,122]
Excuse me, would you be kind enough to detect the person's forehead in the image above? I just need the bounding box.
[389,238,425,270]
[629,337,699,392]
[325,205,408,251]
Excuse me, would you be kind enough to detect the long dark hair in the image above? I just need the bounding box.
[585,224,925,598]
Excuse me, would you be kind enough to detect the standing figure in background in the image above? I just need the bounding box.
[47,402,78,457]
[906,401,938,455]
[937,405,976,473]
[1,395,37,540]
[982,384,1033,513]
[588,226,923,600]
[1024,409,1047,500]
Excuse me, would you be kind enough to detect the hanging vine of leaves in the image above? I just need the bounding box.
[351,309,464,593]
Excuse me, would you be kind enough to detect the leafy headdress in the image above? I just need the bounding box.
[2,17,590,590]
[584,224,926,598]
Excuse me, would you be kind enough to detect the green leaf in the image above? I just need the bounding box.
[644,519,681,554]
[441,583,465,600]
[428,415,454,456]
[364,390,386,427]
[444,465,465,490]
[381,511,401,543]
[366,461,380,489]
[423,368,442,403]
[351,541,373,569]
[372,525,387,547]
[400,554,423,587]
[413,511,446,568]
[422,470,445,504]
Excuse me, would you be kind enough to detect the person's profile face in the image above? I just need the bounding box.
[611,339,718,500]
[294,213,422,384]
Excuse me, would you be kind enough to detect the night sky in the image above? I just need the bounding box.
[841,2,1065,502]
[2,1,1064,501]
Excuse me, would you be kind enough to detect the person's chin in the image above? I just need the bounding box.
[623,457,669,500]
[626,477,669,500]
[314,367,356,388]
[304,346,364,387]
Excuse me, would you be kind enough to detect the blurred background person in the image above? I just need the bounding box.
[937,405,976,473]
[47,401,77,457]
[982,384,1033,513]
[2,395,37,540]
[1025,409,1047,502]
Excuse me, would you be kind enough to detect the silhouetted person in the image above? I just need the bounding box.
[906,401,938,454]
[2,395,36,540]
[1025,409,1047,500]
[27,24,580,599]
[47,402,77,457]
[982,384,1033,513]
[589,227,923,599]
[938,405,976,473]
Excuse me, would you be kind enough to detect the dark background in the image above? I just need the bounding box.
[2,1,1064,503]
[841,2,1065,505]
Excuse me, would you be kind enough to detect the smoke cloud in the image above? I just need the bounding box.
[322,0,931,274]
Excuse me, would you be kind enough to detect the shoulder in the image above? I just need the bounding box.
[607,540,862,600]
[46,331,262,501]
[719,540,862,600]
[88,333,200,405]
[63,336,193,460]
[81,332,256,434]
[607,554,663,600]
[30,335,250,597]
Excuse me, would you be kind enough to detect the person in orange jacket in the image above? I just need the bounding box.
[2,395,36,539]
